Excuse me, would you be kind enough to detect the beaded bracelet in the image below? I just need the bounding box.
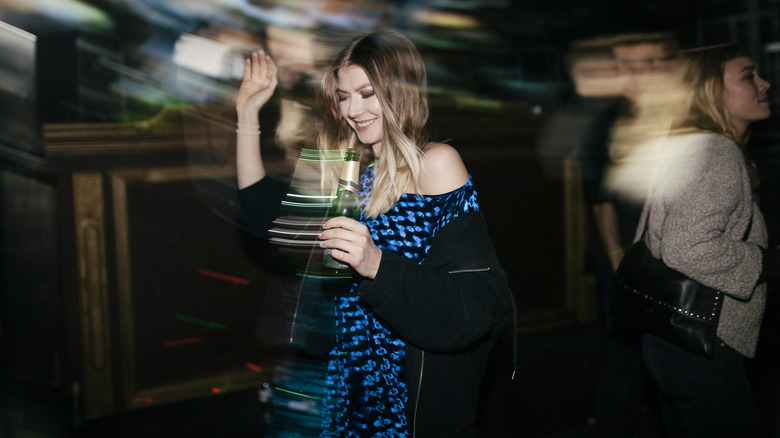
[236,122,261,135]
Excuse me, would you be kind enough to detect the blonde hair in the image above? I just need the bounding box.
[672,43,755,145]
[318,30,430,218]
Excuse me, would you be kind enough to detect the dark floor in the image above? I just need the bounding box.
[0,322,622,438]
[2,320,780,438]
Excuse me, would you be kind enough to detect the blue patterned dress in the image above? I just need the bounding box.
[320,165,479,437]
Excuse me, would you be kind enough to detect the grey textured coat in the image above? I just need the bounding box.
[636,132,768,358]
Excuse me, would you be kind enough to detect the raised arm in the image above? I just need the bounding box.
[236,50,279,189]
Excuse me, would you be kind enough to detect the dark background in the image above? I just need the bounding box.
[1,0,779,437]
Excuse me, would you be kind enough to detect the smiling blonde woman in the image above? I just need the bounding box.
[636,43,778,438]
[234,29,513,438]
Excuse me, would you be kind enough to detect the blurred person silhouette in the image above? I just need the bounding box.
[234,29,513,438]
[598,33,680,267]
[534,37,623,181]
[623,43,779,438]
[574,32,679,438]
[247,26,331,355]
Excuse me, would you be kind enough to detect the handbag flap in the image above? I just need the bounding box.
[614,241,721,322]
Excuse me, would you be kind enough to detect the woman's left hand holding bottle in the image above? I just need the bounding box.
[320,217,382,279]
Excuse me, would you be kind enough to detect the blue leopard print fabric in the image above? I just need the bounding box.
[320,165,479,437]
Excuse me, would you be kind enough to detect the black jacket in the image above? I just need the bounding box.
[239,178,513,437]
[358,209,512,437]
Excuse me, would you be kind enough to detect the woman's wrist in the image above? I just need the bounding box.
[236,122,261,135]
[236,109,260,125]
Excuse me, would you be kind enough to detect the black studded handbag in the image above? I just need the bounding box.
[612,239,722,358]
[612,212,753,358]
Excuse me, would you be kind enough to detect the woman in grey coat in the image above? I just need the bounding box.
[636,44,778,437]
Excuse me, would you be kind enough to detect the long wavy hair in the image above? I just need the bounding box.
[672,43,755,145]
[318,30,431,218]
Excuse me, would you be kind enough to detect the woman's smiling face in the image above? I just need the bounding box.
[336,65,384,156]
[722,56,771,137]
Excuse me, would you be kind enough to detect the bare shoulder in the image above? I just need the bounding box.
[419,142,469,195]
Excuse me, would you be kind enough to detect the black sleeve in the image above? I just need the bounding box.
[759,247,780,283]
[237,177,290,239]
[356,211,511,352]
[578,99,624,205]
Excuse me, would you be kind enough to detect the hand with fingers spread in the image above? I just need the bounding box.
[319,216,382,279]
[236,50,279,118]
[235,50,279,189]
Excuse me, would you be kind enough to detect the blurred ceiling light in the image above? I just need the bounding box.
[2,0,113,32]
[173,33,255,79]
[411,9,481,29]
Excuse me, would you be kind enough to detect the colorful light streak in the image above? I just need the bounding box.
[211,382,233,395]
[197,268,250,285]
[245,362,262,373]
[133,397,154,404]
[174,313,227,330]
[298,149,343,162]
[297,269,353,280]
[285,193,335,201]
[162,337,202,347]
[280,201,333,208]
[274,386,321,400]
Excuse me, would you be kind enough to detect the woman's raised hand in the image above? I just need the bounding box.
[235,50,277,188]
[236,50,279,118]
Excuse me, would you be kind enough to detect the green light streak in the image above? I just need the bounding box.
[273,387,321,400]
[174,313,227,330]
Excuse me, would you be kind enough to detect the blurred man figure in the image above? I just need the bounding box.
[580,32,680,438]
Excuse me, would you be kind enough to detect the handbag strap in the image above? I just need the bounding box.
[743,212,754,242]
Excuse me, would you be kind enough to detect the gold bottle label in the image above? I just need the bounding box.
[339,159,360,193]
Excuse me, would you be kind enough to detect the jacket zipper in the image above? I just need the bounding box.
[412,350,424,438]
[289,280,305,343]
[412,266,490,435]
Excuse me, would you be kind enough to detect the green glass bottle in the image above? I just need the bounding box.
[322,148,361,270]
